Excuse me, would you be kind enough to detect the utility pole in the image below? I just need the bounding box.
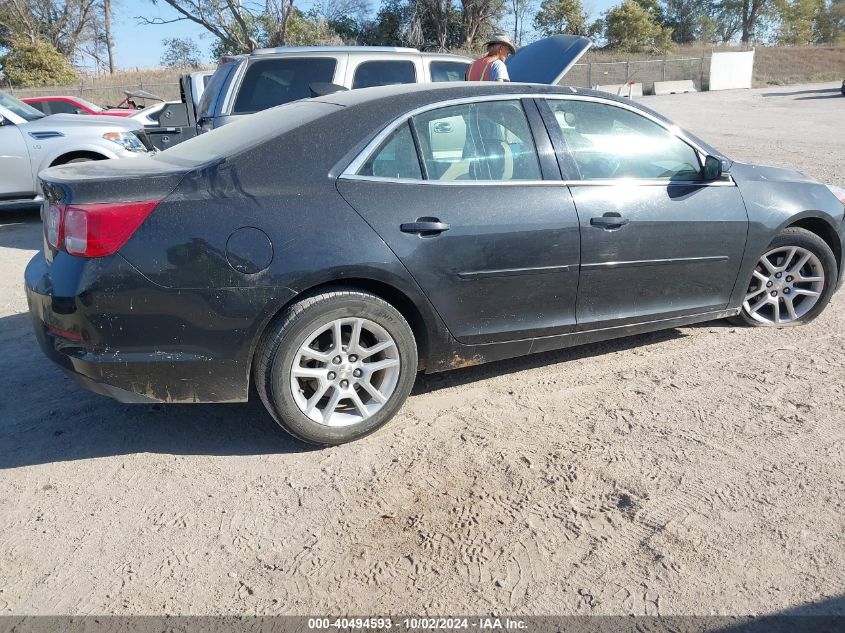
[104,0,115,74]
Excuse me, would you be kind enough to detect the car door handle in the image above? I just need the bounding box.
[400,220,451,235]
[590,214,629,229]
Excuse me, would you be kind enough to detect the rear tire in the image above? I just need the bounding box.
[255,289,418,446]
[730,227,837,327]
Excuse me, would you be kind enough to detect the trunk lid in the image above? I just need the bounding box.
[506,34,592,85]
[39,155,191,260]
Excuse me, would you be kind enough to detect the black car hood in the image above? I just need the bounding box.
[506,35,592,85]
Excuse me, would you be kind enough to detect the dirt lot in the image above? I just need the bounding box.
[1,83,843,617]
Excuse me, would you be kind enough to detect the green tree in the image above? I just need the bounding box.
[633,0,665,23]
[777,0,845,43]
[740,0,774,42]
[358,0,411,45]
[664,0,707,42]
[160,36,202,68]
[533,0,588,36]
[814,0,845,42]
[602,0,674,52]
[775,0,823,43]
[0,0,99,59]
[0,39,77,86]
[283,9,343,45]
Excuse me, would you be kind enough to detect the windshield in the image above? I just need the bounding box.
[74,97,104,113]
[0,91,45,121]
[197,60,239,120]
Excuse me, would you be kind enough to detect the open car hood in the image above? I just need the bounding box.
[506,35,592,85]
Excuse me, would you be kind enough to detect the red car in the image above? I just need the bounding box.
[22,95,134,117]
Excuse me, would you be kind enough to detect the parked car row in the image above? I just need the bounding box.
[1,51,471,208]
[0,92,154,210]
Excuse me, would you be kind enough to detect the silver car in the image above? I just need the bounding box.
[0,92,153,210]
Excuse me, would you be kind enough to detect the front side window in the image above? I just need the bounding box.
[233,57,337,114]
[48,100,84,114]
[430,61,469,82]
[352,61,416,89]
[26,100,49,114]
[545,99,702,181]
[412,100,542,181]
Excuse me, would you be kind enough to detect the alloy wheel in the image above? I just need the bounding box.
[743,245,825,325]
[289,317,401,427]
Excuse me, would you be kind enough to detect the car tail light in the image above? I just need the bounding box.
[52,200,159,258]
[46,203,63,249]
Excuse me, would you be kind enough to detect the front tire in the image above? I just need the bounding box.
[255,289,418,446]
[732,227,838,327]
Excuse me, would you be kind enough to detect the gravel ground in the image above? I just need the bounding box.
[0,83,843,617]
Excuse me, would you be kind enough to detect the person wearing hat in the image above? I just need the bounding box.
[465,33,517,82]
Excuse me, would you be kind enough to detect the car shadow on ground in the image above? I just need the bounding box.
[715,594,845,631]
[0,308,694,469]
[761,86,841,98]
[0,207,42,252]
[412,327,686,395]
[794,93,844,101]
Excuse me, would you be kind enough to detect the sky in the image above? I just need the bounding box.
[112,0,620,70]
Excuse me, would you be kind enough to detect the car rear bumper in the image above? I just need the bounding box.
[25,250,284,404]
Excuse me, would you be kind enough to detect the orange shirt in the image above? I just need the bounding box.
[465,55,499,81]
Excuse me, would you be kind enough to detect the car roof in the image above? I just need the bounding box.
[23,95,79,101]
[309,81,722,157]
[253,45,420,55]
[237,46,470,62]
[311,81,632,110]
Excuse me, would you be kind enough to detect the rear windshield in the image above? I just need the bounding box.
[430,61,469,82]
[152,100,341,165]
[233,57,337,114]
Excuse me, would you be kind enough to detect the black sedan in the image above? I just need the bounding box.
[26,82,845,445]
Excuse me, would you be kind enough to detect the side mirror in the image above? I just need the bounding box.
[703,155,727,181]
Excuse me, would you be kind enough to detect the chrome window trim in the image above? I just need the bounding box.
[341,174,736,187]
[340,92,726,184]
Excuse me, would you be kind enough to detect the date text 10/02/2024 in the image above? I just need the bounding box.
[307,618,528,630]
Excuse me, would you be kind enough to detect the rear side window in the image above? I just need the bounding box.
[430,61,469,82]
[233,57,337,114]
[352,61,416,89]
[358,122,422,179]
[413,100,542,181]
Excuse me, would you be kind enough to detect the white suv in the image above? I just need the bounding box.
[0,92,153,209]
[195,46,471,131]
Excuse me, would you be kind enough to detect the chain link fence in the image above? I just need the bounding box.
[5,81,182,107]
[564,57,710,93]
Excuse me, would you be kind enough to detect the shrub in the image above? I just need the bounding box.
[0,39,78,87]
